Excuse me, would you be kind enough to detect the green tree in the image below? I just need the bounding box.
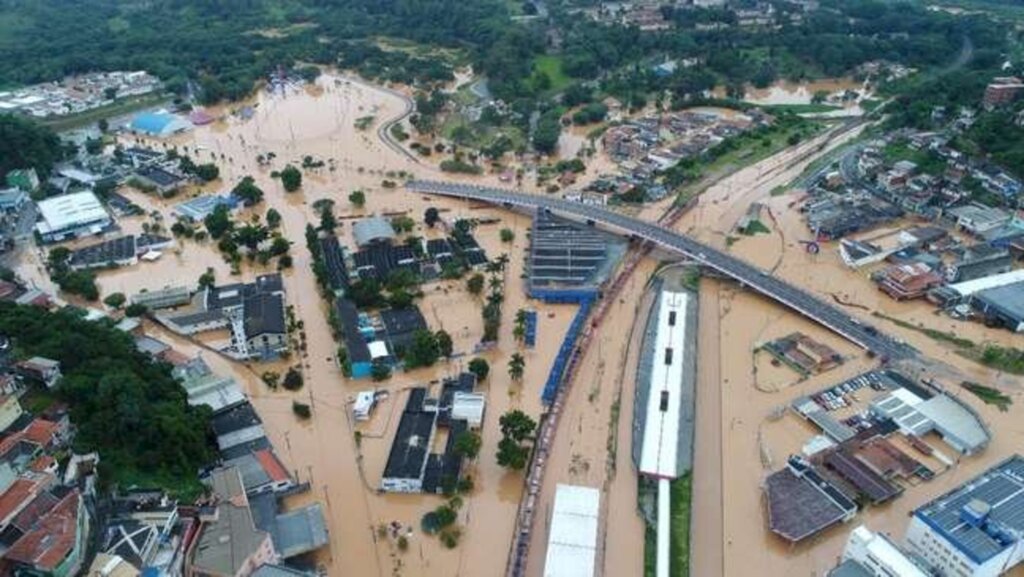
[424,207,440,228]
[507,352,524,383]
[198,267,216,289]
[194,163,220,182]
[466,273,485,295]
[468,357,490,382]
[453,431,482,459]
[500,409,536,442]
[436,330,453,358]
[204,204,233,239]
[265,208,282,229]
[514,308,528,342]
[125,303,148,317]
[292,401,311,419]
[319,207,337,232]
[371,359,392,381]
[496,437,530,470]
[282,367,304,390]
[0,304,214,493]
[391,215,415,233]
[500,228,514,243]
[103,292,126,310]
[405,329,440,368]
[349,189,366,207]
[231,176,263,206]
[0,115,64,177]
[280,165,302,192]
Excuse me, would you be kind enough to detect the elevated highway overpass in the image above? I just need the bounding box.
[408,179,916,361]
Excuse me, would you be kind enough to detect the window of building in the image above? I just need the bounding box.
[660,391,669,412]
[664,347,673,365]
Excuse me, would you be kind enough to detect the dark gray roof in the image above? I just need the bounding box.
[828,559,873,577]
[211,403,262,436]
[382,388,435,481]
[334,298,371,363]
[319,236,348,290]
[975,282,1024,323]
[243,293,286,338]
[68,235,136,268]
[135,165,183,188]
[380,307,428,353]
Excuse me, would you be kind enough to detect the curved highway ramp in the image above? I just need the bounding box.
[407,179,916,361]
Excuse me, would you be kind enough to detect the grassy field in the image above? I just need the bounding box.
[962,382,1013,411]
[533,55,571,92]
[759,103,841,114]
[881,141,947,175]
[670,474,692,576]
[642,474,692,577]
[41,93,169,131]
[675,118,829,201]
[873,312,1024,375]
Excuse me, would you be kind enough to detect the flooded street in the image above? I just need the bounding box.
[10,67,1023,577]
[7,73,603,577]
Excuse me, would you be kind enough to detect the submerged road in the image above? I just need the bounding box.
[408,179,917,360]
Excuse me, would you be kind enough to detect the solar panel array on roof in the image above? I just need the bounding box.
[319,236,349,290]
[913,455,1024,564]
[426,239,453,259]
[68,235,137,269]
[351,244,419,281]
[528,211,621,290]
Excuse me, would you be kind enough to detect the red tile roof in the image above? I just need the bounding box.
[10,491,59,532]
[6,490,81,571]
[254,449,290,483]
[0,473,52,524]
[28,455,55,473]
[23,420,57,447]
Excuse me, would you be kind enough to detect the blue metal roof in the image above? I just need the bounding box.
[131,113,178,135]
[913,455,1024,564]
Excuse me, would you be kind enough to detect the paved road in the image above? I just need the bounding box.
[408,179,917,360]
[343,75,420,164]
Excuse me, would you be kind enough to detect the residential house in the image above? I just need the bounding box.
[945,245,1013,283]
[946,203,1013,236]
[5,489,90,577]
[0,395,23,434]
[16,357,62,389]
[222,449,294,497]
[185,467,277,577]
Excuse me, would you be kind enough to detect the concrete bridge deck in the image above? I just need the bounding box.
[408,179,916,361]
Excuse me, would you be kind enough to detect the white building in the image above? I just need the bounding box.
[636,290,693,479]
[906,455,1024,577]
[34,191,112,243]
[543,484,600,577]
[834,525,930,577]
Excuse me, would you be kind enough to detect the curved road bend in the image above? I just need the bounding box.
[342,75,420,163]
[407,179,917,360]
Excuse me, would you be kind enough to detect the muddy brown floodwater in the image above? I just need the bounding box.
[7,73,627,577]
[13,69,1021,577]
[656,115,1024,576]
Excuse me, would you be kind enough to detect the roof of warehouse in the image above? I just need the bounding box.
[352,217,395,246]
[543,484,600,577]
[638,290,689,479]
[36,191,109,232]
